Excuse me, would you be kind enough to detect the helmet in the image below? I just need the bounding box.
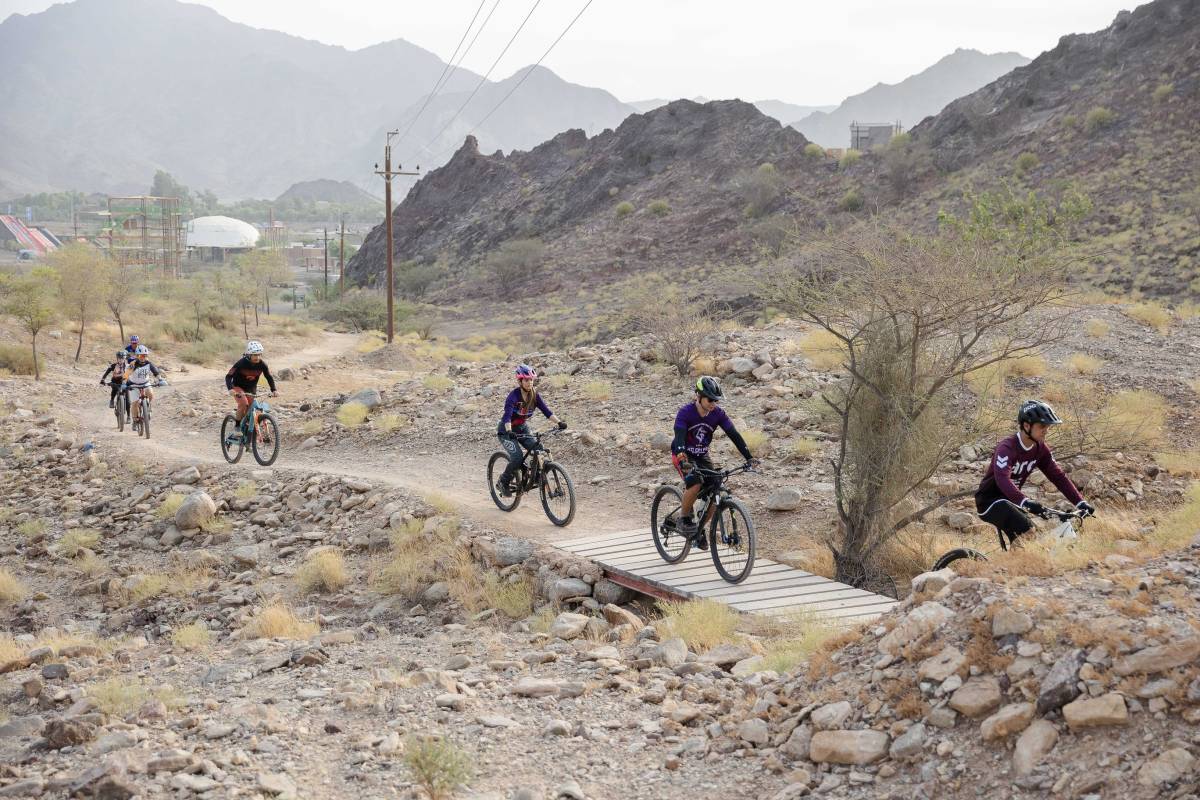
[245,340,264,356]
[695,376,723,401]
[515,364,536,380]
[1018,399,1062,426]
[115,350,126,360]
[129,334,139,344]
[134,345,149,356]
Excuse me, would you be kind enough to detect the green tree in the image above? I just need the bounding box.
[0,268,57,380]
[486,238,546,285]
[736,163,784,218]
[49,243,109,365]
[149,170,193,205]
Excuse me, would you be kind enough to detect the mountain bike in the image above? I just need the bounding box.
[487,429,576,527]
[930,506,1088,571]
[221,393,280,466]
[127,381,166,440]
[106,382,131,433]
[650,463,757,584]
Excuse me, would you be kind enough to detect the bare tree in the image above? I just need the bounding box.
[50,243,109,365]
[625,276,724,377]
[0,268,57,380]
[104,260,134,343]
[767,185,1092,585]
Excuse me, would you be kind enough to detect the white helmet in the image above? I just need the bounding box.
[245,340,264,355]
[134,345,149,356]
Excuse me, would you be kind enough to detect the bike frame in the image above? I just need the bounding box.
[513,429,562,489]
[690,464,753,528]
[237,393,272,442]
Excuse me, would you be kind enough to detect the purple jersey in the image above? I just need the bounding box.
[500,388,552,428]
[673,402,735,458]
[977,432,1083,511]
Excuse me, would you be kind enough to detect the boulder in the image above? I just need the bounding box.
[910,568,955,594]
[811,701,853,730]
[601,604,644,630]
[1062,693,1128,729]
[1013,720,1058,776]
[174,491,216,530]
[649,637,689,668]
[493,538,535,567]
[1036,649,1085,714]
[948,676,1002,718]
[548,613,589,640]
[878,602,955,656]
[1113,638,1200,676]
[728,357,757,376]
[889,722,926,760]
[1138,748,1196,787]
[917,646,965,683]
[738,718,770,746]
[592,579,634,606]
[980,703,1035,741]
[809,730,890,765]
[171,465,201,485]
[344,388,382,410]
[765,487,803,512]
[549,578,592,603]
[946,512,975,530]
[991,606,1033,637]
[698,643,753,669]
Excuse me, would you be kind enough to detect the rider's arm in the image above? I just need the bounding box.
[147,362,161,378]
[500,390,519,432]
[225,361,239,391]
[260,362,277,393]
[1037,447,1084,505]
[671,425,688,456]
[101,364,115,381]
[718,417,753,461]
[536,395,553,419]
[990,441,1032,507]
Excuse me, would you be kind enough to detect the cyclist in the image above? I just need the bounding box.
[99,350,129,408]
[671,376,756,548]
[495,364,566,497]
[225,341,277,441]
[975,399,1095,550]
[123,345,163,431]
[123,334,141,356]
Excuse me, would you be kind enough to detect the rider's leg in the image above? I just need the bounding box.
[497,424,531,492]
[233,389,250,422]
[979,500,1033,550]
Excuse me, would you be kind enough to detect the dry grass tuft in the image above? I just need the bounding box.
[582,380,613,401]
[756,611,840,674]
[235,481,257,499]
[1125,302,1171,333]
[797,329,843,370]
[1067,353,1103,375]
[403,735,474,800]
[544,374,571,389]
[89,677,184,717]
[373,517,460,600]
[17,520,47,540]
[243,602,319,640]
[0,633,24,663]
[355,331,386,353]
[118,568,210,605]
[1156,451,1200,478]
[657,598,739,652]
[74,552,107,577]
[1097,389,1167,450]
[155,493,186,520]
[788,438,821,461]
[295,550,350,594]
[55,528,101,558]
[337,402,369,427]
[0,568,29,606]
[423,374,454,392]
[1150,483,1200,552]
[1007,354,1047,378]
[377,414,405,433]
[171,622,213,651]
[1085,318,1111,338]
[425,492,458,516]
[740,428,770,454]
[300,419,323,436]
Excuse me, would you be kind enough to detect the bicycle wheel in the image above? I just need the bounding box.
[220,414,244,464]
[931,548,987,572]
[252,413,280,466]
[539,462,576,527]
[651,485,691,563]
[141,401,151,439]
[710,498,756,583]
[487,452,521,512]
[115,400,124,433]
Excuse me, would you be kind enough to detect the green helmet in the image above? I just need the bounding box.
[695,376,723,401]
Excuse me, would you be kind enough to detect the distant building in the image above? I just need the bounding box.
[186,215,259,262]
[849,121,903,151]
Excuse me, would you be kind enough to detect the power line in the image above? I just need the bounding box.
[394,0,490,149]
[417,0,543,158]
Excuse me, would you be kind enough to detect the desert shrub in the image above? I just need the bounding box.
[758,611,838,673]
[88,677,151,716]
[315,289,388,332]
[243,602,319,639]
[156,493,186,519]
[1083,106,1115,135]
[1097,389,1167,449]
[1152,83,1173,103]
[747,215,794,256]
[171,622,212,651]
[837,188,864,212]
[624,275,723,377]
[658,599,739,652]
[295,550,349,594]
[403,735,474,800]
[1007,354,1047,377]
[614,201,635,219]
[396,260,445,300]
[883,132,933,197]
[838,149,861,170]
[17,520,46,540]
[377,414,404,432]
[1085,318,1110,337]
[484,574,534,619]
[607,186,619,197]
[737,163,784,218]
[1125,301,1170,333]
[1068,353,1103,374]
[423,374,453,392]
[54,529,100,558]
[582,380,612,401]
[789,438,821,461]
[373,517,459,599]
[336,402,369,427]
[180,332,242,365]
[797,328,843,370]
[647,199,670,216]
[1014,152,1039,175]
[0,568,28,605]
[487,238,546,283]
[803,143,824,159]
[0,344,41,375]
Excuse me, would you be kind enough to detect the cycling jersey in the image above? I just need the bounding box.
[225,356,276,394]
[976,432,1082,514]
[124,360,160,387]
[101,361,128,382]
[672,402,751,460]
[500,388,552,430]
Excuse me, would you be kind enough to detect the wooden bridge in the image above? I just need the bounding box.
[556,529,900,621]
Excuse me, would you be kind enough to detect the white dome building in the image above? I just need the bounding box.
[186,215,259,261]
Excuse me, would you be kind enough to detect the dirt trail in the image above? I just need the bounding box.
[66,331,644,546]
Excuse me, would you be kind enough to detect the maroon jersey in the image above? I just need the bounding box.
[976,432,1082,512]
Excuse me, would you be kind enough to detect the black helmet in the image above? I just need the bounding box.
[695,376,723,401]
[1018,399,1063,426]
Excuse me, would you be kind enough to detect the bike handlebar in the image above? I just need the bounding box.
[1040,508,1087,522]
[690,462,757,479]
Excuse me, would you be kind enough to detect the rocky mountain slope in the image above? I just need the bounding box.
[0,0,633,198]
[789,49,1031,149]
[275,180,380,206]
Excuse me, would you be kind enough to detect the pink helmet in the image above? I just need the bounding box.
[515,364,537,380]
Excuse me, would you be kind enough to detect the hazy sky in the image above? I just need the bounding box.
[2,0,1137,103]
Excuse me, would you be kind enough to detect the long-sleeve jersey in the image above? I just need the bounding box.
[123,360,160,387]
[976,432,1083,512]
[101,361,127,382]
[500,388,552,428]
[225,357,276,394]
[672,402,752,461]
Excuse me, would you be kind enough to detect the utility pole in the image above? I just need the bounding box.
[322,226,329,298]
[375,131,419,343]
[339,214,346,298]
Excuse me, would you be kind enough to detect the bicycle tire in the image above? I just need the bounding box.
[931,548,987,572]
[220,414,244,464]
[252,413,280,466]
[651,485,691,564]
[115,400,124,433]
[539,462,576,527]
[141,401,151,439]
[487,452,521,511]
[710,498,756,583]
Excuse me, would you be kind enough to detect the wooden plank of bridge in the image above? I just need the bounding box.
[557,529,900,621]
